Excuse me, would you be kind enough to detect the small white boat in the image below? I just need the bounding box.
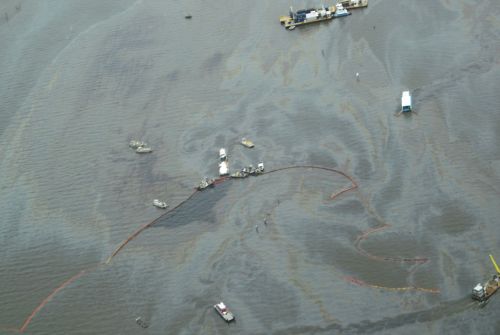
[153,199,168,209]
[214,302,235,322]
[136,146,153,153]
[219,161,229,176]
[219,148,227,161]
[401,91,412,113]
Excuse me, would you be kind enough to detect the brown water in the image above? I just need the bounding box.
[0,0,499,334]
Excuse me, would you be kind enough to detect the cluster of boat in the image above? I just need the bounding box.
[230,162,265,178]
[195,137,264,190]
[219,138,264,178]
[129,140,153,153]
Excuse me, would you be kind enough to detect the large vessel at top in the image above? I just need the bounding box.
[279,1,365,30]
[472,254,500,304]
[214,302,235,323]
[280,5,337,30]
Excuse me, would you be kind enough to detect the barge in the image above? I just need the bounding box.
[280,1,366,30]
[280,5,338,30]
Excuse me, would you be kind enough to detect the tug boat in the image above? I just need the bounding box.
[214,302,235,323]
[240,138,255,148]
[153,199,168,209]
[333,3,351,17]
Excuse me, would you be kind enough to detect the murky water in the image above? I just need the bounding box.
[1,0,499,334]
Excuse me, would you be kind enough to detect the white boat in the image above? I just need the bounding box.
[153,199,168,209]
[136,146,153,153]
[219,148,227,161]
[214,302,235,322]
[401,91,412,113]
[219,161,229,176]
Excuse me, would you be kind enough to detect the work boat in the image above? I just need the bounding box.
[197,177,215,190]
[214,302,235,322]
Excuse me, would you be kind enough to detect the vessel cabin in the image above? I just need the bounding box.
[219,148,227,161]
